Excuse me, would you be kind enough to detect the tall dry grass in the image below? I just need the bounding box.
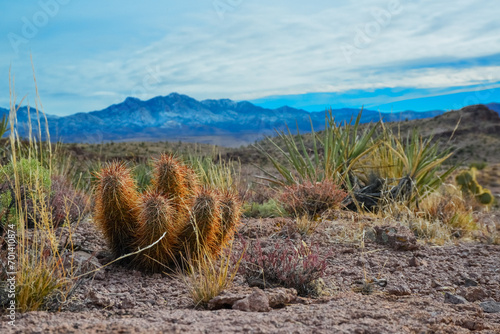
[1,66,88,312]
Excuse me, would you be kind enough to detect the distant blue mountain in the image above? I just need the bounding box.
[0,93,459,146]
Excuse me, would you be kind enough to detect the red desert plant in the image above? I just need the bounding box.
[280,179,347,218]
[49,175,89,228]
[239,238,327,296]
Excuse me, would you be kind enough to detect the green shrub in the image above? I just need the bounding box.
[243,199,284,218]
[0,158,52,228]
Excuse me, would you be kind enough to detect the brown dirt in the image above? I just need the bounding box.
[2,217,500,334]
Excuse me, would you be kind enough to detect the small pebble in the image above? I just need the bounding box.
[444,292,467,305]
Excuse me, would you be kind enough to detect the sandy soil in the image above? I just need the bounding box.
[2,217,500,334]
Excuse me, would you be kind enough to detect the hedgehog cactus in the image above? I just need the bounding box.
[180,187,221,258]
[455,167,494,206]
[94,154,241,272]
[94,162,141,260]
[131,190,181,272]
[218,190,241,245]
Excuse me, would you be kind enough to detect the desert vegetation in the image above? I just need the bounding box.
[1,81,499,332]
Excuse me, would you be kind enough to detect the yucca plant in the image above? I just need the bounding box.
[378,126,456,205]
[258,108,455,211]
[256,109,381,188]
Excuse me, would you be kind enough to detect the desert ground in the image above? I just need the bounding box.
[2,213,499,334]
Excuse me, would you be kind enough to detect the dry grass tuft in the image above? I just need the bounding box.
[1,66,87,312]
[419,185,477,237]
[178,243,243,308]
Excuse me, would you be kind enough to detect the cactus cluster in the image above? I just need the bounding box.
[455,167,494,205]
[94,154,241,272]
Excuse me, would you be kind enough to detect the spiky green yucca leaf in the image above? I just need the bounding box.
[256,108,381,188]
[382,128,455,202]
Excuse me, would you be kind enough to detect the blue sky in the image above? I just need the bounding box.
[1,0,499,115]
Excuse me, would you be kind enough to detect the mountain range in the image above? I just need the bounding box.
[1,93,497,147]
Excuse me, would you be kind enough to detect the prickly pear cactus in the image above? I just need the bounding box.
[455,167,494,206]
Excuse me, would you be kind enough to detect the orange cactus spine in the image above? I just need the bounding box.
[217,190,241,247]
[152,154,191,223]
[181,187,221,258]
[132,190,181,272]
[94,161,141,260]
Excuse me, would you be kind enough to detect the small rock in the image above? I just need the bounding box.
[465,287,489,302]
[119,295,136,309]
[233,288,271,312]
[373,225,418,251]
[209,288,297,310]
[408,257,420,267]
[267,288,297,308]
[87,291,114,308]
[479,301,500,313]
[458,319,484,331]
[459,250,470,258]
[464,278,478,287]
[444,292,467,305]
[356,257,367,266]
[387,285,412,296]
[431,280,442,288]
[68,251,104,280]
[208,292,247,310]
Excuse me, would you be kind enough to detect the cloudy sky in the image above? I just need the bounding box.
[1,0,499,115]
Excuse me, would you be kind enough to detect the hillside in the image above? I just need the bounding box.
[393,104,500,164]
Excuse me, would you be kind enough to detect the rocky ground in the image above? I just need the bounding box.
[2,216,500,333]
